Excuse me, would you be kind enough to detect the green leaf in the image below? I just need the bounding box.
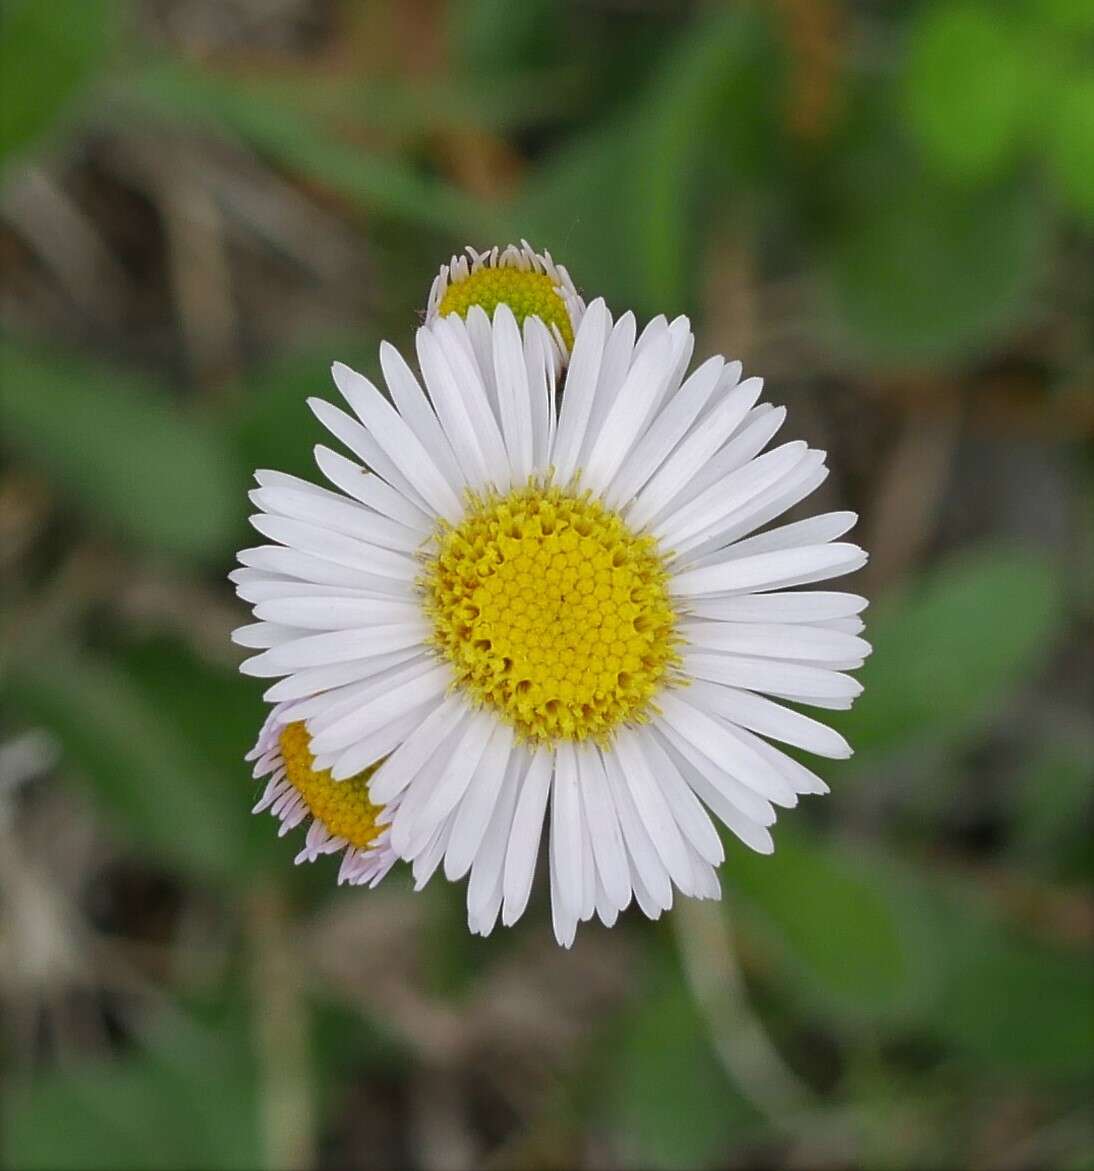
[116,637,283,876]
[632,9,767,308]
[832,547,1065,754]
[1011,738,1094,877]
[1041,0,1094,35]
[1048,74,1094,220]
[912,878,1094,1075]
[3,1012,262,1170]
[0,0,120,167]
[731,831,908,1013]
[904,5,1033,184]
[821,174,1045,364]
[0,341,242,561]
[452,0,560,76]
[517,9,771,313]
[607,961,755,1169]
[733,831,1093,1075]
[6,650,247,879]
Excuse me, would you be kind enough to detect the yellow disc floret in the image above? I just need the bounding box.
[278,721,385,849]
[438,266,575,350]
[423,483,679,743]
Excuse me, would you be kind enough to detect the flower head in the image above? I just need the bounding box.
[427,240,583,358]
[247,704,397,886]
[234,246,870,945]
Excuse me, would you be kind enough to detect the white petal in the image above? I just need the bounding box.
[683,651,863,705]
[550,299,611,485]
[368,694,469,804]
[313,445,432,531]
[578,811,597,921]
[467,749,525,920]
[251,486,422,554]
[628,376,764,531]
[678,620,871,666]
[287,656,435,728]
[672,543,868,597]
[253,468,333,498]
[629,860,668,920]
[646,403,783,525]
[577,744,632,911]
[238,545,397,591]
[636,727,724,866]
[443,722,515,880]
[523,318,555,468]
[688,680,851,759]
[581,329,674,494]
[602,750,672,909]
[464,306,499,423]
[249,514,417,583]
[685,844,723,900]
[549,837,579,948]
[603,354,726,510]
[239,622,429,676]
[595,876,620,927]
[613,728,695,894]
[393,710,496,856]
[309,663,451,760]
[656,693,797,806]
[738,728,831,795]
[262,647,421,703]
[649,315,695,418]
[237,576,382,605]
[328,698,437,780]
[376,341,464,493]
[501,748,553,926]
[717,511,858,562]
[550,741,585,920]
[308,397,435,519]
[684,590,868,624]
[417,320,508,492]
[682,454,829,563]
[330,362,464,519]
[254,595,422,631]
[491,304,536,484]
[655,442,809,549]
[412,814,455,890]
[575,311,637,470]
[232,622,303,649]
[653,725,776,854]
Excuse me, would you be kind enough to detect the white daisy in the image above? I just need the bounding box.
[233,251,870,947]
[426,239,584,368]
[246,703,398,887]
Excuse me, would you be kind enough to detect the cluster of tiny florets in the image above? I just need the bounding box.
[278,721,385,848]
[423,483,680,743]
[438,267,574,349]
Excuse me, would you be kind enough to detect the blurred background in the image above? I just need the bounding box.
[1,1,1091,1168]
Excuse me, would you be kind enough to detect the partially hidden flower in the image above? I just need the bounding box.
[232,243,870,946]
[248,703,397,886]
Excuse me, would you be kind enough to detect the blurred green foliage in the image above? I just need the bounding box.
[0,0,121,166]
[1,1,1091,1169]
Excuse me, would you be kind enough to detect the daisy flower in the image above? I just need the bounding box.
[232,244,870,946]
[246,703,398,887]
[426,240,584,364]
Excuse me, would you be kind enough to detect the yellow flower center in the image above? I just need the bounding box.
[278,721,385,849]
[438,266,574,349]
[423,483,679,744]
